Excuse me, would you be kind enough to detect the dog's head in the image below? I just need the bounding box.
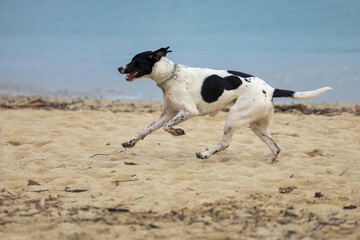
[118,47,172,81]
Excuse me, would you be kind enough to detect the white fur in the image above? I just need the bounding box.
[293,87,332,99]
[122,57,331,161]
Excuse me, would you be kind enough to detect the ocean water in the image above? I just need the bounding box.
[0,0,359,102]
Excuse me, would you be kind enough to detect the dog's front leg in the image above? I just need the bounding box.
[163,110,196,136]
[122,109,177,148]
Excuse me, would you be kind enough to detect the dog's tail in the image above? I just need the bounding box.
[272,87,332,100]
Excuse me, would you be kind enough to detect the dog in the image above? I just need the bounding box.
[118,47,331,162]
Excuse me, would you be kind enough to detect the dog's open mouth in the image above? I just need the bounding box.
[126,72,139,81]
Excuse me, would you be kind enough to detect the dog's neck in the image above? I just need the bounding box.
[148,57,177,88]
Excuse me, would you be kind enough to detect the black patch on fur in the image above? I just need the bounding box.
[272,88,295,99]
[120,51,155,77]
[201,75,242,103]
[119,47,171,79]
[262,90,267,97]
[227,70,254,78]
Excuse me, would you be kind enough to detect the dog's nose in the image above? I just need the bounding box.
[118,67,124,73]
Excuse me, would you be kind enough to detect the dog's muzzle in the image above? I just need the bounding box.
[118,65,140,81]
[118,66,126,74]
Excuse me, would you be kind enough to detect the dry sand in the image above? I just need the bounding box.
[0,97,359,239]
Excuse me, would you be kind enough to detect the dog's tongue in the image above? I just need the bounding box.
[126,72,138,80]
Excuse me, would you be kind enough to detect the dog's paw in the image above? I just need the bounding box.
[122,140,136,148]
[268,154,279,163]
[196,152,208,159]
[174,128,185,136]
[168,128,185,136]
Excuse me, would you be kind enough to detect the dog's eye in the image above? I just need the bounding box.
[132,60,139,67]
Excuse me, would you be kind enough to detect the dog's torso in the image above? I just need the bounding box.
[151,58,274,116]
[149,58,274,115]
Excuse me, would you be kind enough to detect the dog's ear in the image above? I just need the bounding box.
[151,46,172,61]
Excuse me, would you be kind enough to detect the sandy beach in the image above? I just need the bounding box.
[0,95,359,239]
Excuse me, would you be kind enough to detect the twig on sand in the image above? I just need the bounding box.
[279,186,297,194]
[343,205,357,210]
[65,189,88,193]
[112,179,139,186]
[31,189,49,193]
[339,166,351,176]
[100,97,117,111]
[148,223,161,229]
[107,208,130,212]
[19,211,42,217]
[89,148,126,158]
[27,180,40,186]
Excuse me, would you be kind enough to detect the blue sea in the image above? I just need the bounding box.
[0,0,359,102]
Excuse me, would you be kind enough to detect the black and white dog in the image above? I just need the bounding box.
[118,47,331,162]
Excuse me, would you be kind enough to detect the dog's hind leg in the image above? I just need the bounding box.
[250,110,281,162]
[196,102,254,159]
[196,125,236,159]
[196,96,274,159]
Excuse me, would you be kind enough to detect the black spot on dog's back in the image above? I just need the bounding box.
[223,76,242,90]
[201,75,224,103]
[227,70,254,79]
[201,75,242,103]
